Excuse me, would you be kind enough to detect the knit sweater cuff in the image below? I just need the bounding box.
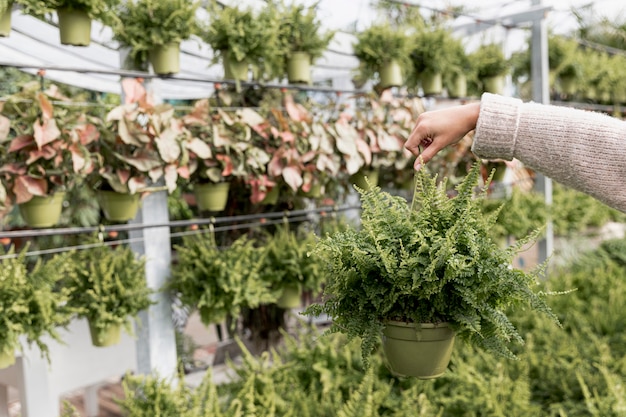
[471,93,523,160]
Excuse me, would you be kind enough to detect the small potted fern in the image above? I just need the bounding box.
[305,162,564,379]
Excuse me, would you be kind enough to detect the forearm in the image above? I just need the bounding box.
[473,93,626,213]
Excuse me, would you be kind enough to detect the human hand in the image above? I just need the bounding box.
[404,102,480,170]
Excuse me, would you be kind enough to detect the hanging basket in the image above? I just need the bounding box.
[482,75,505,95]
[447,73,467,98]
[149,42,181,75]
[98,191,140,222]
[350,168,379,191]
[57,8,92,46]
[421,71,443,96]
[194,182,230,212]
[382,321,456,379]
[88,320,122,348]
[0,7,11,37]
[18,192,65,228]
[379,60,403,89]
[287,52,312,85]
[223,50,248,81]
[0,350,16,369]
[276,285,301,309]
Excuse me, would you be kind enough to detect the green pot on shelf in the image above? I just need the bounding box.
[88,320,122,348]
[149,42,181,75]
[287,51,312,85]
[223,50,248,81]
[276,285,301,309]
[0,6,11,37]
[261,186,280,205]
[482,75,505,95]
[382,321,456,379]
[98,191,140,222]
[57,8,92,46]
[194,182,230,212]
[447,73,467,98]
[379,60,403,89]
[421,71,442,96]
[18,192,65,228]
[0,350,15,369]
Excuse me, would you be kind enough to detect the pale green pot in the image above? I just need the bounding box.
[447,73,467,98]
[0,7,11,37]
[482,75,505,95]
[194,182,230,212]
[287,51,312,84]
[89,320,122,348]
[98,191,140,222]
[149,42,181,75]
[57,8,91,46]
[0,350,16,369]
[261,186,280,205]
[350,169,379,191]
[379,60,403,89]
[223,51,248,81]
[277,285,302,309]
[19,192,65,228]
[421,72,443,96]
[382,321,456,379]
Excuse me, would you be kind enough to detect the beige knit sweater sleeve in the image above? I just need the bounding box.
[472,93,626,213]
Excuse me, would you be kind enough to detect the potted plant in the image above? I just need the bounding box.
[275,1,335,84]
[111,0,199,75]
[169,233,274,328]
[471,43,510,95]
[0,248,73,368]
[0,82,97,227]
[0,0,12,37]
[64,241,153,347]
[305,163,564,379]
[260,225,323,309]
[353,23,411,89]
[446,36,473,98]
[199,2,280,82]
[409,27,456,96]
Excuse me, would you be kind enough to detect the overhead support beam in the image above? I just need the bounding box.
[452,5,552,36]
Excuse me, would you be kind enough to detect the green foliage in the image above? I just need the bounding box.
[199,1,281,79]
[470,43,510,78]
[409,27,456,75]
[353,24,412,83]
[481,189,547,240]
[63,242,153,333]
[111,0,199,63]
[0,249,73,361]
[305,163,563,364]
[274,1,335,59]
[169,233,274,327]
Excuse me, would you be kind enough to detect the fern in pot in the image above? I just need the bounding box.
[305,163,565,379]
[63,241,153,347]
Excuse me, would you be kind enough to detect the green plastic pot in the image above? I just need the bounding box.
[379,60,403,89]
[0,7,11,37]
[57,8,91,46]
[277,285,301,309]
[287,51,312,84]
[18,192,65,228]
[98,191,140,222]
[447,73,467,98]
[350,169,379,191]
[421,71,442,96]
[261,186,280,205]
[89,320,122,348]
[149,42,180,75]
[0,350,15,369]
[482,75,505,95]
[194,182,230,212]
[382,321,455,379]
[223,50,248,81]
[298,182,322,198]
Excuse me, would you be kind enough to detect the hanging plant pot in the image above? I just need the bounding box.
[98,191,140,222]
[57,8,92,46]
[149,42,181,75]
[350,168,379,191]
[194,182,230,212]
[558,75,578,97]
[447,73,467,98]
[223,50,248,81]
[481,75,505,95]
[421,71,442,96]
[287,51,312,85]
[261,186,280,205]
[0,350,15,369]
[88,320,122,347]
[298,182,322,198]
[382,321,456,379]
[19,192,65,228]
[276,285,301,309]
[379,60,403,89]
[0,6,11,37]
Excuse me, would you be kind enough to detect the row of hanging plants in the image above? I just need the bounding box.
[0,240,152,369]
[0,79,445,228]
[115,235,626,415]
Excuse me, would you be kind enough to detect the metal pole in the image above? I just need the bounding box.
[531,0,554,269]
